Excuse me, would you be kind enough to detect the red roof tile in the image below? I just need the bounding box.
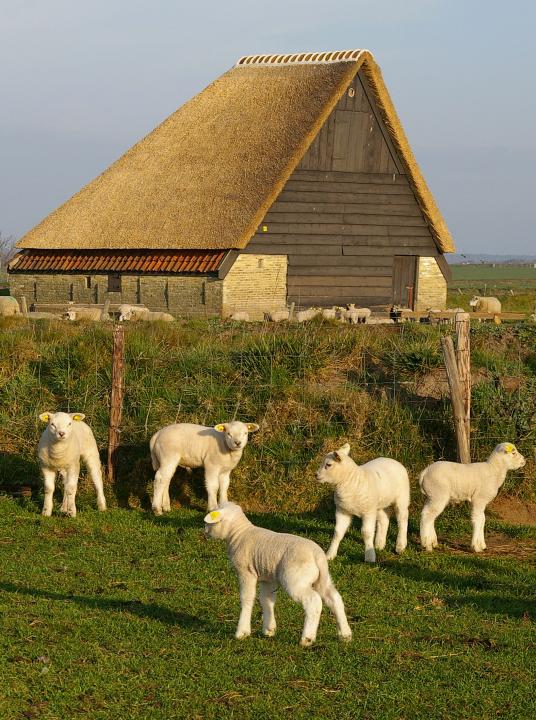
[9,250,228,274]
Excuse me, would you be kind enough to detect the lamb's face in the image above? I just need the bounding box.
[214,421,260,451]
[469,296,480,308]
[316,443,351,484]
[65,310,77,321]
[39,411,85,441]
[493,443,526,470]
[203,503,244,540]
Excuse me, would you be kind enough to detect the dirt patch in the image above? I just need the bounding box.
[445,532,535,561]
[412,368,490,401]
[489,497,536,526]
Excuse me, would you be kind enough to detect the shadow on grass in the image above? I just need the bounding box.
[0,581,216,631]
[381,555,534,619]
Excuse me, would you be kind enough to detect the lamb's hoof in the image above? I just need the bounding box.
[325,552,336,562]
[235,630,251,640]
[263,628,276,637]
[299,637,314,647]
[41,510,52,517]
[152,508,163,517]
[339,632,352,642]
[97,501,107,512]
[364,549,376,563]
[374,543,386,551]
[472,545,486,553]
[395,544,407,554]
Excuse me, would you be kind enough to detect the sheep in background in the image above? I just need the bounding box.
[264,309,290,322]
[0,296,20,316]
[228,311,250,321]
[294,308,320,322]
[204,502,352,646]
[419,442,526,553]
[64,307,108,321]
[38,411,107,517]
[316,444,410,563]
[347,307,371,324]
[150,420,259,514]
[469,296,502,314]
[119,305,173,322]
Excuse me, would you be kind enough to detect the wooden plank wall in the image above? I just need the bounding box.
[246,70,440,308]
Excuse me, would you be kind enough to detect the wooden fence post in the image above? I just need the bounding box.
[441,335,471,463]
[107,324,125,483]
[20,295,28,317]
[455,312,471,458]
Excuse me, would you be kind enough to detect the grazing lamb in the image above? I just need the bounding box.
[38,411,107,517]
[204,502,352,646]
[316,444,410,562]
[150,420,259,514]
[0,296,20,316]
[228,311,250,321]
[64,307,107,321]
[469,296,501,314]
[265,309,290,322]
[419,442,526,553]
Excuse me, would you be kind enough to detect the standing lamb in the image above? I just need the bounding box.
[469,296,502,314]
[0,296,21,316]
[316,444,410,562]
[419,442,526,553]
[150,420,259,514]
[204,502,352,646]
[38,411,107,517]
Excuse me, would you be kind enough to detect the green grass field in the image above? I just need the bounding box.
[0,498,535,720]
[448,265,536,312]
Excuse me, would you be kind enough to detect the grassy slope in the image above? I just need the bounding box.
[0,499,535,720]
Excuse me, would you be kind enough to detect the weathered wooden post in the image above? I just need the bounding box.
[20,295,28,317]
[455,312,471,458]
[107,324,125,483]
[100,298,110,321]
[441,335,471,463]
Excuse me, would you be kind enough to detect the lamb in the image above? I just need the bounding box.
[150,420,260,514]
[264,309,290,322]
[321,307,337,320]
[294,308,320,322]
[38,411,107,517]
[204,502,352,646]
[346,307,371,324]
[419,442,526,553]
[469,296,502,314]
[316,444,410,563]
[119,305,174,322]
[0,296,21,316]
[64,307,108,321]
[228,311,250,321]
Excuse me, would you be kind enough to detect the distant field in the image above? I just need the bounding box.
[450,264,536,286]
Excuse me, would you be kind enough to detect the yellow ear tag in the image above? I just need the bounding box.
[505,444,514,453]
[262,225,268,233]
[210,511,220,521]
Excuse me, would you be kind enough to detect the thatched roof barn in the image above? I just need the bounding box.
[9,49,454,316]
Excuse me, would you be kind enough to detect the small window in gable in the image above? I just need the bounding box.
[108,273,121,293]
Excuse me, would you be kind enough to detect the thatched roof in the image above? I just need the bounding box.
[17,50,454,254]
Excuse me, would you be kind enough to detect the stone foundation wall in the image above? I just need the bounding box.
[414,257,447,311]
[222,254,287,320]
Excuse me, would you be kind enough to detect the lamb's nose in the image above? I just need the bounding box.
[58,431,65,438]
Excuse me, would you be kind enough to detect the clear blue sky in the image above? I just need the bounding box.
[1,0,535,254]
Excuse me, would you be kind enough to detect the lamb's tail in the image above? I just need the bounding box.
[149,432,160,472]
[313,550,333,598]
[418,469,428,496]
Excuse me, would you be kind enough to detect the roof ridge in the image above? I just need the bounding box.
[235,49,369,67]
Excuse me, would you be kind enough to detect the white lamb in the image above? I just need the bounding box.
[0,296,21,316]
[38,411,107,517]
[228,311,250,321]
[119,305,173,322]
[64,307,107,321]
[469,296,501,314]
[150,420,259,514]
[346,307,371,324]
[419,442,526,553]
[204,502,352,646]
[294,308,320,322]
[265,309,290,322]
[316,444,410,562]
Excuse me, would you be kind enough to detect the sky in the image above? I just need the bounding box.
[1,0,535,254]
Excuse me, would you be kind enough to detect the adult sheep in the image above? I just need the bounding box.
[204,502,352,646]
[0,296,21,316]
[150,420,259,514]
[64,307,108,321]
[316,443,410,562]
[120,305,174,322]
[469,296,501,314]
[419,442,525,553]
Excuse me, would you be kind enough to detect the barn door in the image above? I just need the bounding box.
[392,256,417,308]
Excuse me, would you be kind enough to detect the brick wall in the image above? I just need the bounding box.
[222,254,287,320]
[414,257,447,311]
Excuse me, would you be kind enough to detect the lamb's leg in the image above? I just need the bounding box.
[162,484,171,513]
[326,510,352,560]
[218,471,231,505]
[83,452,106,511]
[394,500,409,554]
[259,580,278,637]
[152,459,179,515]
[236,572,257,639]
[374,508,389,550]
[297,589,323,647]
[62,465,80,518]
[204,466,220,512]
[361,512,377,562]
[420,497,448,551]
[471,500,488,552]
[320,582,352,641]
[59,470,68,512]
[41,468,56,517]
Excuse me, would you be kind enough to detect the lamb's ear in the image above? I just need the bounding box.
[70,413,85,422]
[214,424,226,433]
[39,412,52,423]
[338,443,351,456]
[503,443,515,453]
[204,510,222,524]
[333,451,343,463]
[246,423,260,433]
